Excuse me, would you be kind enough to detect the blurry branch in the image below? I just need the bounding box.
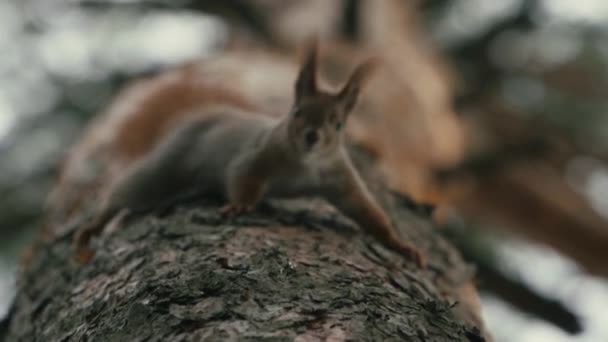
[442,0,538,109]
[79,0,277,46]
[428,0,608,158]
[339,0,362,43]
[443,226,582,335]
[420,0,449,12]
[430,92,608,278]
[436,149,608,278]
[462,97,608,171]
[420,0,608,279]
[477,261,582,334]
[435,137,553,182]
[542,62,608,100]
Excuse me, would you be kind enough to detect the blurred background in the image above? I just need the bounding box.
[1,1,608,341]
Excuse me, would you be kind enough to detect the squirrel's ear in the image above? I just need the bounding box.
[337,58,378,117]
[295,40,319,101]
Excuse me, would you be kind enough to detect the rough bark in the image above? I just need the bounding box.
[1,154,487,342]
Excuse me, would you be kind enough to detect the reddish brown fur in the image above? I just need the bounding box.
[44,61,263,235]
[112,67,259,162]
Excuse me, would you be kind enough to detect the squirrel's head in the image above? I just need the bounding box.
[287,42,377,158]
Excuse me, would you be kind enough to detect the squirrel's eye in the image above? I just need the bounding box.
[335,121,342,131]
[292,108,302,117]
[305,130,319,147]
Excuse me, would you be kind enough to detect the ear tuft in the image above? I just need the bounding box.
[295,38,320,101]
[337,58,379,116]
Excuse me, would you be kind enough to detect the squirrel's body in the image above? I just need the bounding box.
[72,43,424,267]
[101,105,329,212]
[110,107,274,207]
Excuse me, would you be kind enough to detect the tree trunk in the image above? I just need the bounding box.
[1,153,489,342]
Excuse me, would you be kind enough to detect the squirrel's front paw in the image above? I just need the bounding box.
[74,246,95,264]
[219,203,254,217]
[400,243,427,269]
[73,229,95,263]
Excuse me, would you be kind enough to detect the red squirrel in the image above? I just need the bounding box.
[71,43,425,267]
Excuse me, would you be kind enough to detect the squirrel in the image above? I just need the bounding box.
[72,43,425,267]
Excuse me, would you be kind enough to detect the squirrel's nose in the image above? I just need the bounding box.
[305,130,319,147]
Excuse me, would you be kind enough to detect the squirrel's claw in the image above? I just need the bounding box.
[74,246,95,263]
[219,203,253,217]
[393,240,426,268]
[72,228,95,263]
[405,245,427,269]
